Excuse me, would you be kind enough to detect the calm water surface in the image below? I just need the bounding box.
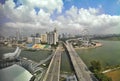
[0,46,51,62]
[76,40,120,67]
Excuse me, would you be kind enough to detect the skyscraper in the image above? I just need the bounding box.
[41,34,47,43]
[47,28,58,45]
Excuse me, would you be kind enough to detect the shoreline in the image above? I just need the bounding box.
[74,42,103,50]
[102,66,120,74]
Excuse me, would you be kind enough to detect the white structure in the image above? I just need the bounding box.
[27,37,40,44]
[41,34,47,43]
[47,28,58,45]
[54,28,58,44]
[82,29,91,46]
[2,47,21,60]
[82,41,90,46]
[34,37,41,44]
[0,64,32,81]
[27,37,33,43]
[47,32,54,45]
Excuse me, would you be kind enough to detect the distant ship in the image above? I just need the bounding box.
[2,47,21,61]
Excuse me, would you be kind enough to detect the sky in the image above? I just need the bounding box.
[0,0,120,36]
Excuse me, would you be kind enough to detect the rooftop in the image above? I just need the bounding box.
[0,64,32,81]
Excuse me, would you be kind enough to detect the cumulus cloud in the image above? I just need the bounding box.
[0,0,62,22]
[0,0,63,35]
[0,0,120,36]
[56,6,120,34]
[0,0,59,36]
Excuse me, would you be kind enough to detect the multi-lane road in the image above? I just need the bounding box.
[65,40,98,81]
[42,46,62,81]
[42,41,97,81]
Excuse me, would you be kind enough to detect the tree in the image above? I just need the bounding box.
[90,60,112,81]
[94,72,112,81]
[90,60,102,72]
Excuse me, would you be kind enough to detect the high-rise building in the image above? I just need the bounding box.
[47,28,58,45]
[27,37,33,43]
[33,37,41,44]
[16,29,21,41]
[41,34,47,43]
[47,32,54,45]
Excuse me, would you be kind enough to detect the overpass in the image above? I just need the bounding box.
[65,40,98,81]
[42,41,97,81]
[42,46,62,81]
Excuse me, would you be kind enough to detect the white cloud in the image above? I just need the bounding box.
[0,0,120,36]
[0,0,63,30]
[20,0,63,13]
[55,6,120,34]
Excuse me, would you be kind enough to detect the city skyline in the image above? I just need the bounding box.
[0,0,120,37]
[0,1,120,80]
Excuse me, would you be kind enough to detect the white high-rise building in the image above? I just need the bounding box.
[54,28,58,44]
[27,37,33,43]
[47,28,58,45]
[47,32,54,45]
[33,37,41,44]
[41,34,47,43]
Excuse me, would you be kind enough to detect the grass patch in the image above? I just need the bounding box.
[105,69,120,81]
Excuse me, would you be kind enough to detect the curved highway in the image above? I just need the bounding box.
[65,40,98,81]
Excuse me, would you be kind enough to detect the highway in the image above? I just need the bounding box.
[65,40,98,81]
[42,46,62,81]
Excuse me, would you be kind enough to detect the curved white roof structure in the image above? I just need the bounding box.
[0,64,32,81]
[2,47,21,60]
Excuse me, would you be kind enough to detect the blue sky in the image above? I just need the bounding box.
[1,0,120,15]
[0,0,120,36]
[62,0,120,15]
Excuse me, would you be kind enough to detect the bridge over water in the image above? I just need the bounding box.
[42,41,98,81]
[64,40,98,81]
